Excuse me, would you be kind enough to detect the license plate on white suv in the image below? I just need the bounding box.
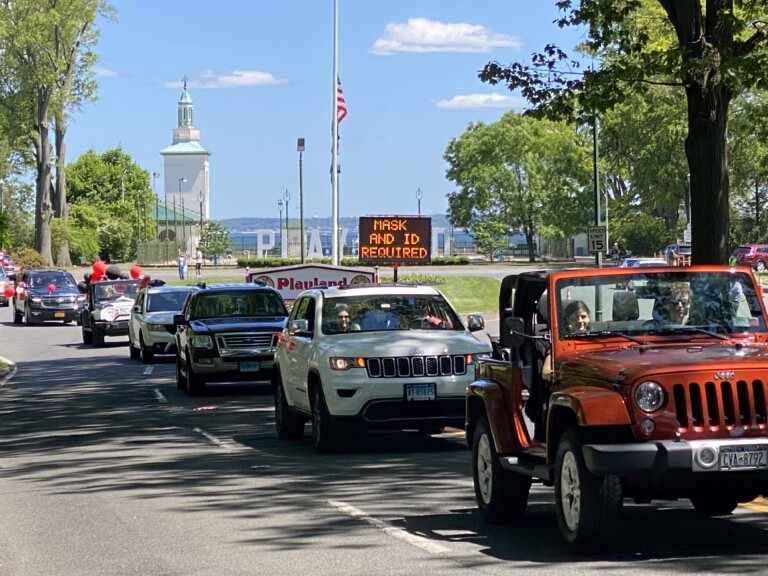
[405,383,436,401]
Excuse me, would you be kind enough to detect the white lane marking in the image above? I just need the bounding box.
[152,389,167,404]
[192,427,235,452]
[328,500,450,555]
[143,366,154,375]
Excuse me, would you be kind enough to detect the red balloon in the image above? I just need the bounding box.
[47,283,55,293]
[3,285,13,298]
[90,271,103,282]
[129,265,142,279]
[92,260,107,275]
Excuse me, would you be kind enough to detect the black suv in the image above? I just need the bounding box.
[13,269,84,325]
[174,282,289,395]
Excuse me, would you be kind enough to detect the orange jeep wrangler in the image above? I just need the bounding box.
[466,266,768,553]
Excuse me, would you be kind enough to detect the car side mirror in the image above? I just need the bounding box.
[289,318,309,335]
[173,314,188,326]
[466,313,485,332]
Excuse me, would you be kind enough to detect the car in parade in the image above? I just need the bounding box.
[273,283,492,453]
[0,265,12,307]
[129,283,192,363]
[13,268,84,325]
[731,244,768,272]
[79,278,142,346]
[1,254,20,281]
[174,282,289,395]
[468,265,768,553]
[619,257,670,268]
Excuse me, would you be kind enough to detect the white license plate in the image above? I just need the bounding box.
[405,383,436,401]
[239,361,261,372]
[720,445,768,470]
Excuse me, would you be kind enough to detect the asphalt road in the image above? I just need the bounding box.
[2,296,768,575]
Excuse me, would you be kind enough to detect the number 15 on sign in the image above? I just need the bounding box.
[588,226,607,254]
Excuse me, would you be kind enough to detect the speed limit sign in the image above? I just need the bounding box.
[587,226,607,254]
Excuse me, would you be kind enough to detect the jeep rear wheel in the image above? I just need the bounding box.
[311,385,341,453]
[275,373,304,440]
[472,415,531,524]
[554,430,622,554]
[690,495,739,516]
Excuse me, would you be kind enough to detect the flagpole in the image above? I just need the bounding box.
[331,0,339,266]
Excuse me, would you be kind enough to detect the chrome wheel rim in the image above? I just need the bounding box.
[560,451,581,531]
[476,433,493,504]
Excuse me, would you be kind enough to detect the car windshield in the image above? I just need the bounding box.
[321,294,463,335]
[147,290,189,312]
[93,280,141,304]
[30,272,76,289]
[553,270,765,339]
[190,291,287,319]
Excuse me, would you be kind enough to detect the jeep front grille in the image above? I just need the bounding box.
[366,355,467,378]
[672,380,768,430]
[216,332,277,351]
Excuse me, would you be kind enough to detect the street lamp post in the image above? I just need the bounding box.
[278,199,283,257]
[297,138,305,263]
[198,190,204,243]
[416,187,423,215]
[283,189,291,257]
[178,177,186,244]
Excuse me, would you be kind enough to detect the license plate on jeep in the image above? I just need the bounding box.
[405,383,436,401]
[719,445,768,470]
[239,361,261,373]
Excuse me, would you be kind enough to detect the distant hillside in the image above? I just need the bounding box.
[220,214,451,231]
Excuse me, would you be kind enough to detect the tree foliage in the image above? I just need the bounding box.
[444,112,591,261]
[479,0,768,264]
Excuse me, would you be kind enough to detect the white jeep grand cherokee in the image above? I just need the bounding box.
[273,283,492,452]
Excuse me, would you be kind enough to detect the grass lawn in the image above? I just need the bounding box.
[167,274,501,314]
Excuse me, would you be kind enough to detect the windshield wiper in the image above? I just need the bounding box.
[565,331,648,345]
[646,327,729,340]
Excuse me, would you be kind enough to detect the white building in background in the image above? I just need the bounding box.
[159,80,211,251]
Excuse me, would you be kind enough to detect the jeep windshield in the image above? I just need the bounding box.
[553,269,765,340]
[321,294,463,335]
[93,280,141,306]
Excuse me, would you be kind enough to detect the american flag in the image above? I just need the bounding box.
[336,76,347,124]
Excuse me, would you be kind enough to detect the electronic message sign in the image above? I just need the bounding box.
[358,216,432,264]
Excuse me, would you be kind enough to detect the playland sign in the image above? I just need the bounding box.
[246,264,376,301]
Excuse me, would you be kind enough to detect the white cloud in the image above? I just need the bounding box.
[371,17,521,55]
[436,93,526,109]
[165,70,287,90]
[93,67,117,78]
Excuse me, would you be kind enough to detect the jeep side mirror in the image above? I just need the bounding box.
[503,316,525,348]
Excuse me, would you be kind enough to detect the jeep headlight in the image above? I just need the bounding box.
[191,334,214,349]
[329,357,365,370]
[635,381,665,412]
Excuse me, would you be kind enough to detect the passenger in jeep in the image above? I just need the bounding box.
[563,300,590,332]
[654,281,692,325]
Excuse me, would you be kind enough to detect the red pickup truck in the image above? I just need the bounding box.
[466,265,768,553]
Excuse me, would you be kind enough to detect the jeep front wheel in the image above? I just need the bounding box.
[275,373,305,440]
[311,385,342,453]
[472,415,531,524]
[554,430,622,554]
[92,325,105,347]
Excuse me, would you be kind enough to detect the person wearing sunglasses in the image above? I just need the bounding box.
[649,281,692,326]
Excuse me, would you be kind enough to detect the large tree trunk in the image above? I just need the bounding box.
[54,118,71,267]
[34,88,53,266]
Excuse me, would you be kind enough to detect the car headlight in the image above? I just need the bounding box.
[76,296,85,303]
[329,357,365,370]
[101,308,117,322]
[29,295,42,304]
[191,334,214,349]
[635,381,665,412]
[146,322,166,332]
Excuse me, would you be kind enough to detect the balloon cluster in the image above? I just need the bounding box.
[78,262,144,294]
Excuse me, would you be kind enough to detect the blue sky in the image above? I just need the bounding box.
[67,1,584,221]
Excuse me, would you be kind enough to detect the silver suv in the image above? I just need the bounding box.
[273,283,492,452]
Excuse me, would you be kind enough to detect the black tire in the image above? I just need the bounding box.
[757,261,766,272]
[13,304,21,324]
[690,495,739,516]
[185,349,205,396]
[311,385,342,453]
[175,354,187,390]
[472,415,531,524]
[82,324,93,345]
[275,372,305,440]
[554,430,623,554]
[139,332,154,364]
[92,325,105,347]
[24,306,36,326]
[129,338,140,360]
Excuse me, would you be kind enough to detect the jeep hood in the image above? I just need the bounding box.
[560,343,768,384]
[190,316,287,332]
[323,331,492,355]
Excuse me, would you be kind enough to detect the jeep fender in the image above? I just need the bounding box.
[466,380,530,455]
[549,386,631,427]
